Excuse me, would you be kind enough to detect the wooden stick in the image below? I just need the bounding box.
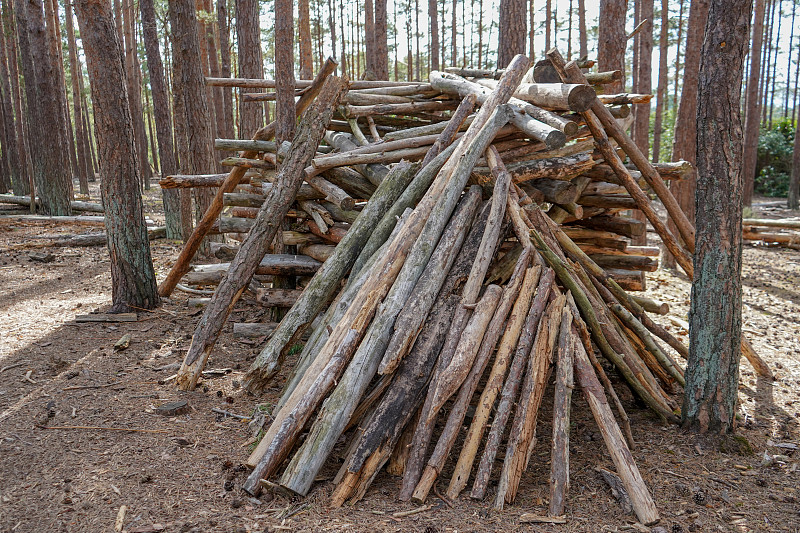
[573,339,660,525]
[174,76,347,391]
[549,307,575,517]
[159,58,338,297]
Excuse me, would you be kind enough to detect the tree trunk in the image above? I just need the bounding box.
[64,0,92,195]
[498,0,526,68]
[673,0,685,110]
[742,0,766,206]
[2,1,31,196]
[578,0,587,58]
[790,115,800,209]
[0,4,21,195]
[374,0,388,79]
[169,0,216,246]
[236,0,263,138]
[545,0,552,51]
[275,0,295,145]
[75,0,159,313]
[15,0,72,215]
[121,0,151,190]
[651,0,670,163]
[664,0,709,268]
[217,0,234,140]
[632,0,652,160]
[684,0,750,433]
[141,0,182,239]
[598,0,626,94]
[429,0,439,72]
[298,0,313,79]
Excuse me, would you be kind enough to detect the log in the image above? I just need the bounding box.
[495,293,565,509]
[413,253,531,504]
[213,138,277,152]
[532,59,622,86]
[206,76,432,89]
[445,262,541,499]
[159,58,339,297]
[277,188,482,497]
[508,108,566,149]
[244,162,419,389]
[322,167,378,199]
[574,215,646,239]
[528,178,579,204]
[509,82,597,112]
[549,308,575,517]
[45,226,166,247]
[573,339,660,525]
[324,131,389,186]
[596,93,655,105]
[255,288,303,307]
[589,254,659,272]
[330,206,489,507]
[297,243,336,262]
[341,100,460,118]
[159,173,252,188]
[0,195,104,213]
[470,268,557,500]
[232,322,278,338]
[743,230,800,244]
[489,152,596,184]
[631,295,669,315]
[608,269,645,292]
[578,194,638,209]
[174,75,347,390]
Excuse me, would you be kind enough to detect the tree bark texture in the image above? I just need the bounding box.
[651,0,670,163]
[498,0,526,68]
[75,0,159,312]
[275,0,296,145]
[217,0,234,140]
[15,0,72,215]
[597,0,627,94]
[684,0,751,433]
[298,0,313,79]
[141,0,182,239]
[374,0,388,79]
[3,1,31,196]
[236,0,263,137]
[632,0,652,161]
[0,5,21,195]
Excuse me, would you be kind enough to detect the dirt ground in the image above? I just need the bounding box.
[0,189,798,533]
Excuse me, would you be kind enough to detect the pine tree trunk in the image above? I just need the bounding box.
[673,0,685,109]
[374,0,388,79]
[651,0,669,163]
[498,0,526,68]
[217,0,234,140]
[0,6,21,195]
[2,2,30,196]
[545,0,552,51]
[632,0,652,160]
[598,0,626,94]
[684,0,750,434]
[75,0,159,312]
[15,0,73,215]
[299,0,313,79]
[202,0,225,147]
[169,0,216,243]
[664,0,709,269]
[789,106,800,209]
[578,0,587,58]
[141,0,182,239]
[429,0,439,71]
[275,0,296,145]
[742,0,766,206]
[122,0,151,189]
[65,0,92,195]
[236,0,263,138]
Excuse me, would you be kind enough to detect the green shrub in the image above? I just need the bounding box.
[755,118,795,197]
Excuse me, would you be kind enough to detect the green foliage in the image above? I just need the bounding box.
[755,118,795,197]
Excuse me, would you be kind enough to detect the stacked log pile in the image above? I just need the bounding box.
[742,218,800,250]
[156,51,772,525]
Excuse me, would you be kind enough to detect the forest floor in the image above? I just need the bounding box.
[0,184,798,533]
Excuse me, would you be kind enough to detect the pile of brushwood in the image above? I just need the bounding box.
[156,49,772,525]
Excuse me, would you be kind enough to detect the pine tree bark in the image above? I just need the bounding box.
[202,0,225,146]
[15,0,73,215]
[684,0,750,434]
[65,0,92,195]
[578,0,587,58]
[299,0,313,79]
[429,0,439,71]
[742,0,766,206]
[374,0,388,79]
[236,0,263,137]
[0,7,21,195]
[217,0,234,140]
[664,0,709,269]
[2,1,31,196]
[141,0,182,239]
[790,115,800,209]
[75,0,159,313]
[598,0,627,93]
[169,0,216,239]
[498,0,526,68]
[632,0,652,160]
[122,0,151,189]
[275,0,296,145]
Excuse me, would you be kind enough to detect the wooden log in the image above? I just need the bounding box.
[298,243,336,262]
[589,254,659,272]
[528,178,579,204]
[233,322,278,338]
[380,191,484,374]
[159,58,339,297]
[596,93,655,105]
[324,131,388,186]
[469,268,557,500]
[277,189,483,497]
[174,76,347,390]
[220,156,275,169]
[0,194,104,213]
[445,263,541,500]
[413,254,531,504]
[631,295,669,315]
[495,293,566,509]
[608,269,645,292]
[341,99,459,118]
[532,59,622,86]
[44,226,166,247]
[330,208,489,507]
[322,167,378,198]
[486,152,596,183]
[255,288,303,307]
[549,307,575,517]
[743,230,800,244]
[382,115,474,142]
[511,82,597,112]
[206,76,432,89]
[213,138,277,152]
[573,338,660,525]
[573,215,645,239]
[508,108,566,149]
[578,194,638,209]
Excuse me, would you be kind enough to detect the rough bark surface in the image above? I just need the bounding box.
[236,0,263,137]
[597,0,627,94]
[742,0,766,206]
[498,0,526,68]
[75,0,159,313]
[684,0,751,433]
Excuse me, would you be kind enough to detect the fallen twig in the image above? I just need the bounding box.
[211,408,251,420]
[392,504,432,518]
[0,361,27,373]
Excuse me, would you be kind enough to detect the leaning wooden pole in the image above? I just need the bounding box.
[158,57,338,297]
[174,75,348,391]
